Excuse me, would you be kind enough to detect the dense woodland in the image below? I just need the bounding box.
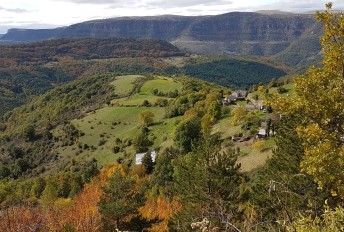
[0,4,344,232]
[183,59,286,88]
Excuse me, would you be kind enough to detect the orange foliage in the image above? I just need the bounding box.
[0,164,123,231]
[57,165,123,230]
[139,196,182,232]
[0,206,47,232]
[62,180,102,231]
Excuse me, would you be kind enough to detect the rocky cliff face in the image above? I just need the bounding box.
[0,12,321,65]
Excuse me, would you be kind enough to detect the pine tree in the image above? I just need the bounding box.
[173,135,245,230]
[141,151,154,174]
[98,170,140,231]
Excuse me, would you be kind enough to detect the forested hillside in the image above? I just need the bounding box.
[183,59,286,88]
[0,38,287,117]
[0,38,182,116]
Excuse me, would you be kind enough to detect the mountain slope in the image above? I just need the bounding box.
[0,12,322,65]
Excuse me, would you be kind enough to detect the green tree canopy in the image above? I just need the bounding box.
[139,110,155,128]
[174,117,201,153]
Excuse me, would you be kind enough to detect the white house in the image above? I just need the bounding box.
[257,129,267,139]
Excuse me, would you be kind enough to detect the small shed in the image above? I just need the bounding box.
[135,150,156,165]
[257,129,267,139]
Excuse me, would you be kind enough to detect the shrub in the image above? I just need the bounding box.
[252,140,267,152]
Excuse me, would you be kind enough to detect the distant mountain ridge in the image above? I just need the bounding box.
[0,12,323,67]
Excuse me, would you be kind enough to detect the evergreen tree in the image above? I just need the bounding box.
[41,178,58,206]
[173,135,246,230]
[98,170,141,231]
[141,151,154,174]
[133,128,152,153]
[251,116,331,231]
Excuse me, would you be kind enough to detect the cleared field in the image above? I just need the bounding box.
[56,74,274,171]
[150,116,181,148]
[122,94,165,106]
[249,83,295,99]
[57,106,168,165]
[111,75,141,97]
[121,77,181,106]
[238,149,272,172]
[212,115,242,140]
[269,83,295,95]
[74,106,166,141]
[140,77,182,94]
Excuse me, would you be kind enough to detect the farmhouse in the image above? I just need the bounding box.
[135,150,156,165]
[231,90,248,100]
[222,90,248,105]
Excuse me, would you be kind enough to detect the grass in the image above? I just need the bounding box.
[58,75,183,166]
[237,137,276,172]
[121,77,182,106]
[249,83,295,100]
[60,103,180,165]
[150,116,181,149]
[212,115,242,140]
[56,106,166,166]
[54,74,275,171]
[111,75,142,97]
[211,106,276,172]
[238,149,273,172]
[237,100,248,106]
[122,94,165,106]
[140,77,182,94]
[269,83,295,95]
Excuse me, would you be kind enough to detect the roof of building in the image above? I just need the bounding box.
[258,129,266,135]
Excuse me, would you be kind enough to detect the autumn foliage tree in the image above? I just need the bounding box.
[272,3,344,198]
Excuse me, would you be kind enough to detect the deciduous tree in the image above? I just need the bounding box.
[271,3,344,198]
[139,110,155,127]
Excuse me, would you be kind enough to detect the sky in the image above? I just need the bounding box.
[0,0,344,34]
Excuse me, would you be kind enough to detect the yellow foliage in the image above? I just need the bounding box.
[252,140,267,152]
[230,106,246,126]
[53,198,73,209]
[139,196,182,232]
[270,4,344,198]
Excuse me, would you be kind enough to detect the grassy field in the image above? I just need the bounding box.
[211,105,275,172]
[249,83,295,100]
[55,74,275,171]
[121,77,182,106]
[269,83,295,95]
[65,106,166,165]
[111,75,141,97]
[55,75,184,166]
[140,77,182,93]
[212,115,242,140]
[238,148,273,172]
